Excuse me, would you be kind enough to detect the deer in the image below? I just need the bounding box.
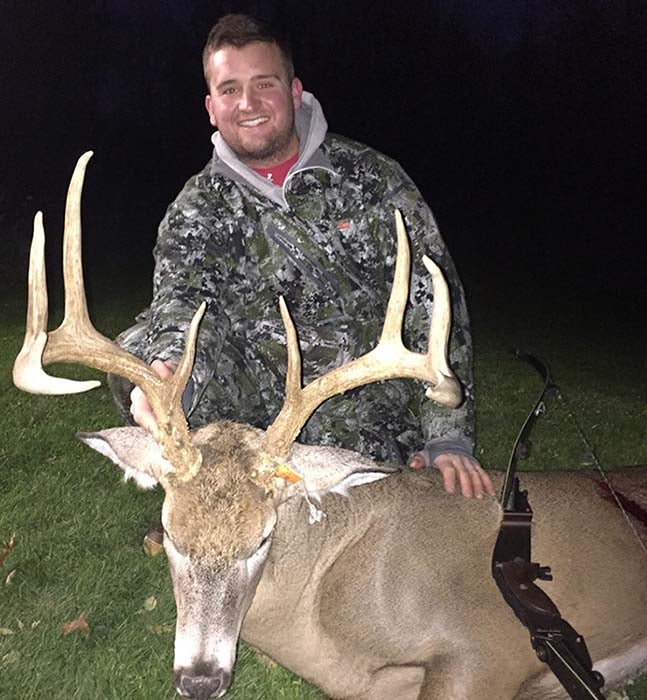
[13,152,647,700]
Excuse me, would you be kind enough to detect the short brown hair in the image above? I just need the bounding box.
[202,14,295,85]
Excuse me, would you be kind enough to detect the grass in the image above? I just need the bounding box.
[1,269,646,700]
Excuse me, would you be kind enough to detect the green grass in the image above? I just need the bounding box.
[1,273,646,700]
[471,280,647,473]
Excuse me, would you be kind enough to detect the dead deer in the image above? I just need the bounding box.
[13,152,647,700]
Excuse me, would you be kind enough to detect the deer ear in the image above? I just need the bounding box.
[77,426,172,489]
[325,467,400,497]
[287,444,400,499]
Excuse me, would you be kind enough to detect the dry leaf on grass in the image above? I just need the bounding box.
[146,625,174,634]
[62,613,90,639]
[5,570,16,586]
[1,651,20,668]
[0,534,16,569]
[0,628,14,636]
[143,595,158,611]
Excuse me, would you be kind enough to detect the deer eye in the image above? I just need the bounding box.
[258,533,272,551]
[244,533,273,574]
[163,529,188,558]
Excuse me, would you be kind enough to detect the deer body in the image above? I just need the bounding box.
[242,460,647,700]
[13,153,647,698]
[79,422,647,699]
[244,462,504,699]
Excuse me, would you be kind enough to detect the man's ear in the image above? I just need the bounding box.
[205,94,217,127]
[291,77,303,109]
[77,427,172,490]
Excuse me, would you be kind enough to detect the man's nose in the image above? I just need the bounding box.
[238,86,258,111]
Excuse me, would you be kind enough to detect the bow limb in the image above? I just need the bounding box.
[491,352,607,700]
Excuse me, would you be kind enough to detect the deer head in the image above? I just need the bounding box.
[13,153,462,698]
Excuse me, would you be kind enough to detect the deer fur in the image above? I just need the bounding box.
[79,421,647,700]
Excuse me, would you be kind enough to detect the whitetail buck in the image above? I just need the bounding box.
[13,153,647,700]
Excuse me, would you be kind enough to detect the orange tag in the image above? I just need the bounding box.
[274,463,303,483]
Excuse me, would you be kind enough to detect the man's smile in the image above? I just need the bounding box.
[239,117,270,127]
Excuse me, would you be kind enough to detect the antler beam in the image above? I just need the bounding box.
[12,152,204,481]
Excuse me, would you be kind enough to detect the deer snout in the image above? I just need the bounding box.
[174,667,231,699]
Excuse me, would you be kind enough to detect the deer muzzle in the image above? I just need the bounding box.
[174,666,231,699]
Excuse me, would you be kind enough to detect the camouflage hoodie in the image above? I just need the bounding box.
[118,92,475,464]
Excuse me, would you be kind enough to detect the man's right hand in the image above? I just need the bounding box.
[130,359,176,438]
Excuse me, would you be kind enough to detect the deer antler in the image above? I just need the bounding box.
[263,209,462,459]
[12,152,204,482]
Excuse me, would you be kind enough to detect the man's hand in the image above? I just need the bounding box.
[409,452,495,499]
[130,359,176,438]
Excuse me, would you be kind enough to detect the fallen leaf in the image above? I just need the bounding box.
[4,569,16,586]
[1,651,19,667]
[143,595,158,611]
[31,620,41,630]
[0,534,16,569]
[146,624,174,635]
[62,613,90,639]
[0,628,14,636]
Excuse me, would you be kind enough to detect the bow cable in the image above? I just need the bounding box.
[555,385,647,559]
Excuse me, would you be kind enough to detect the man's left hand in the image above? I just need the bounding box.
[408,452,495,499]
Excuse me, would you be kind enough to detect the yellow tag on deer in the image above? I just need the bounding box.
[274,463,302,484]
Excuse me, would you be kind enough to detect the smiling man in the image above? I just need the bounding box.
[204,40,302,168]
[109,14,493,529]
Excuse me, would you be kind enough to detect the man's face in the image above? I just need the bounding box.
[205,41,303,168]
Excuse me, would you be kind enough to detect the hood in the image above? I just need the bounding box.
[209,91,333,206]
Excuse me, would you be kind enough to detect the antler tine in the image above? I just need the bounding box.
[422,255,459,406]
[12,152,203,481]
[171,301,206,405]
[278,295,303,403]
[61,150,94,332]
[263,209,462,459]
[377,208,410,348]
[12,211,101,394]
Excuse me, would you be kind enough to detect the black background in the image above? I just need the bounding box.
[3,1,646,310]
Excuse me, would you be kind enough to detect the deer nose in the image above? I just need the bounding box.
[175,668,231,699]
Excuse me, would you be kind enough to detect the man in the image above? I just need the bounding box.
[110,14,493,506]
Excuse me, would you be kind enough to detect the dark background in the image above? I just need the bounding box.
[2,1,646,314]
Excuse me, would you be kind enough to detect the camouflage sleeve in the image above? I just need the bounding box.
[380,161,476,455]
[143,174,231,415]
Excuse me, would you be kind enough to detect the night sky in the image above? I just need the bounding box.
[2,1,646,310]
